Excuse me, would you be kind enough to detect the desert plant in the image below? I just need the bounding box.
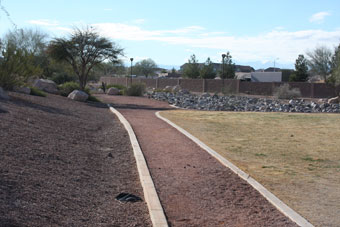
[58,81,81,96]
[58,81,90,96]
[50,72,75,85]
[29,87,46,97]
[106,84,126,90]
[274,84,301,99]
[124,83,146,96]
[48,27,123,90]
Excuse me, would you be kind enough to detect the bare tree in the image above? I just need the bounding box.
[307,46,332,81]
[48,27,123,90]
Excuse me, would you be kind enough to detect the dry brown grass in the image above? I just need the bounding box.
[160,110,340,227]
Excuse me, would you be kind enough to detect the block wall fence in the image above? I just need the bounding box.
[99,77,340,98]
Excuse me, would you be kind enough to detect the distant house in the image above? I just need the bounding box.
[180,63,255,75]
[165,72,182,78]
[264,67,281,72]
[235,72,251,81]
[251,72,282,82]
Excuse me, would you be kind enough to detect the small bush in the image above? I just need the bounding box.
[274,84,301,99]
[87,95,101,102]
[106,84,126,90]
[124,83,146,96]
[51,73,75,85]
[58,82,90,97]
[58,81,81,96]
[29,87,46,97]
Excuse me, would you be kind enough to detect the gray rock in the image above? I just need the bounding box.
[33,79,58,94]
[172,85,181,93]
[179,89,190,94]
[150,91,339,114]
[13,86,31,95]
[107,87,119,95]
[201,92,211,98]
[67,90,89,102]
[0,87,9,100]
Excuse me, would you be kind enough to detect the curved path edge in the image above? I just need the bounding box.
[108,105,168,227]
[156,111,313,227]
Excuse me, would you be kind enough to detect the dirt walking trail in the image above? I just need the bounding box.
[97,95,298,227]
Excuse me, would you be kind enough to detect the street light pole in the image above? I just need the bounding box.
[130,58,133,86]
[222,54,226,79]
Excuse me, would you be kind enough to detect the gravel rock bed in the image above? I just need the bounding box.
[150,91,340,113]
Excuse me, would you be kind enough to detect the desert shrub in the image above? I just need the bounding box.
[106,84,126,95]
[87,95,101,102]
[124,83,146,96]
[0,43,41,90]
[274,84,301,99]
[106,84,126,90]
[29,87,46,97]
[58,81,80,96]
[58,81,90,96]
[50,72,75,85]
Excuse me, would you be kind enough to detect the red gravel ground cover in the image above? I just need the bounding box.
[97,94,299,227]
[0,93,151,227]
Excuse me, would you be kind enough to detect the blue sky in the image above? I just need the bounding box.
[1,0,340,69]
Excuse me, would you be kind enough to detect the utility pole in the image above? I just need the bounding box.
[130,58,133,86]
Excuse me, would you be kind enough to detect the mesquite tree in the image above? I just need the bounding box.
[48,27,123,90]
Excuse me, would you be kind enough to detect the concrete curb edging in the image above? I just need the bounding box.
[156,111,313,227]
[108,105,168,227]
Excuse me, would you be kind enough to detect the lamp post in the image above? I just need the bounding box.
[222,54,226,79]
[130,58,133,86]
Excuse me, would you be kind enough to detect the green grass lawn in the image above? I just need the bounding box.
[160,110,340,227]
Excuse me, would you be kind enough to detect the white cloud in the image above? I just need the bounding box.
[309,12,331,24]
[132,19,146,24]
[91,22,340,64]
[28,19,59,26]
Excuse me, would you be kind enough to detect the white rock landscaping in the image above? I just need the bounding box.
[67,90,89,102]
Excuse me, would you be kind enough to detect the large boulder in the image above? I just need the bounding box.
[67,90,89,102]
[13,86,31,95]
[32,79,58,94]
[328,96,339,104]
[0,87,9,100]
[107,87,119,95]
